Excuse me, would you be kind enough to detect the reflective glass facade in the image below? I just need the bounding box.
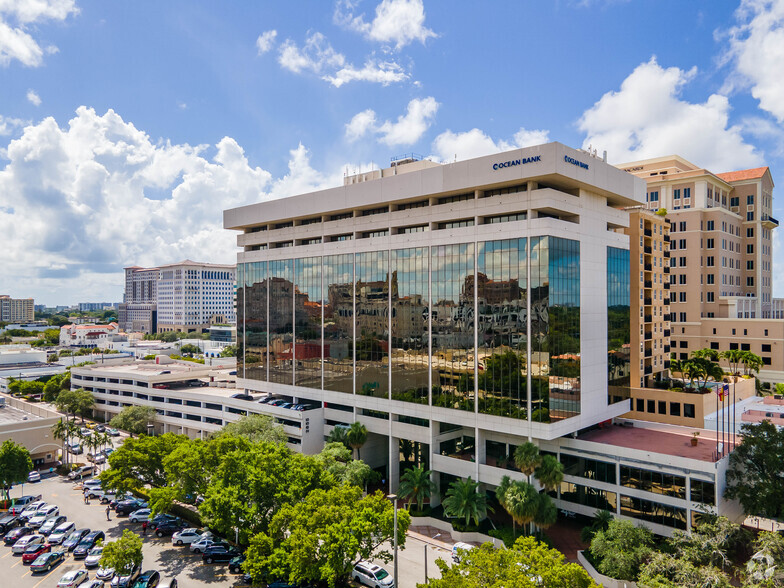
[324,254,354,393]
[269,259,293,385]
[477,239,527,419]
[294,257,322,388]
[607,247,631,404]
[243,261,268,382]
[355,251,389,398]
[531,237,580,422]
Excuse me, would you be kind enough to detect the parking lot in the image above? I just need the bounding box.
[2,474,242,588]
[3,474,449,588]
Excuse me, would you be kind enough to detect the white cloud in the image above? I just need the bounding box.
[724,0,784,123]
[0,106,339,304]
[277,31,407,87]
[431,127,550,162]
[578,57,762,171]
[346,97,438,146]
[26,89,40,106]
[256,29,277,55]
[0,0,78,67]
[0,114,26,135]
[335,0,437,50]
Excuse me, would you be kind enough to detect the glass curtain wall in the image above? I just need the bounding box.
[355,251,389,398]
[245,261,268,382]
[531,237,580,422]
[323,254,354,393]
[391,247,429,404]
[236,262,246,378]
[477,238,528,419]
[269,259,294,385]
[431,244,475,412]
[607,247,631,404]
[294,257,322,388]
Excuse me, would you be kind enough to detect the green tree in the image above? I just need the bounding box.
[51,419,77,467]
[442,477,492,527]
[346,421,368,460]
[100,433,190,492]
[590,518,654,581]
[639,551,732,588]
[496,476,538,538]
[0,440,33,503]
[54,388,95,422]
[513,442,541,482]
[213,414,286,444]
[533,493,558,530]
[417,536,597,588]
[100,529,143,576]
[720,349,745,376]
[741,351,763,376]
[220,345,238,358]
[398,465,435,511]
[179,343,201,355]
[326,425,350,450]
[745,531,784,587]
[725,421,784,519]
[315,443,378,489]
[43,375,63,402]
[534,454,564,492]
[245,486,409,588]
[580,509,614,544]
[109,405,158,437]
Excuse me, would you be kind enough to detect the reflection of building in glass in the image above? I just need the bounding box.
[226,143,743,536]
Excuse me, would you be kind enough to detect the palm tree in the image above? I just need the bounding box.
[398,465,435,511]
[52,419,74,468]
[533,494,558,530]
[497,476,538,537]
[669,354,684,382]
[534,455,564,492]
[346,421,368,460]
[326,425,350,450]
[442,477,492,527]
[741,351,763,376]
[513,442,541,482]
[720,349,744,376]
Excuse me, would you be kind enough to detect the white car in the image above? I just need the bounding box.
[19,501,47,520]
[57,569,89,587]
[352,561,395,588]
[451,541,475,563]
[84,487,105,499]
[189,537,217,553]
[171,528,204,545]
[100,490,123,504]
[29,505,60,527]
[40,515,67,535]
[83,581,105,588]
[28,471,41,483]
[95,565,115,581]
[48,522,77,544]
[128,508,151,523]
[12,533,45,554]
[84,546,104,568]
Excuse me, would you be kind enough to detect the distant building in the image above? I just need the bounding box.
[59,322,120,347]
[78,302,118,312]
[0,295,34,322]
[210,325,236,343]
[118,266,159,333]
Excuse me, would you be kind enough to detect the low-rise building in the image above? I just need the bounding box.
[0,397,61,467]
[59,323,120,347]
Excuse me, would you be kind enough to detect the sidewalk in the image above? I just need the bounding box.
[408,525,480,551]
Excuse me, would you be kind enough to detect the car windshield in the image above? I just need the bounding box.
[375,569,389,580]
[66,532,81,541]
[25,544,42,552]
[89,548,102,555]
[77,540,91,547]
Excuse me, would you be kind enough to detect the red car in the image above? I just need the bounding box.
[22,542,51,564]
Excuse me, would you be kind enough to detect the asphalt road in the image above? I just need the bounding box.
[3,475,448,588]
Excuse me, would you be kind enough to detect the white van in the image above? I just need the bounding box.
[451,542,475,563]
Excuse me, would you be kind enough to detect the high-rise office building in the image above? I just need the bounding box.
[224,144,739,536]
[118,266,159,333]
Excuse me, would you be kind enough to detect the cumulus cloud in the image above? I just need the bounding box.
[345,97,438,146]
[0,106,338,304]
[335,0,437,50]
[0,0,78,67]
[724,0,784,123]
[0,114,27,135]
[26,89,40,106]
[256,29,277,54]
[578,57,762,171]
[431,127,550,162]
[277,31,406,87]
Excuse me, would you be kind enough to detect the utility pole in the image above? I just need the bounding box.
[388,494,398,587]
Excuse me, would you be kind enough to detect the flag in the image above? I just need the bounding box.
[716,383,729,402]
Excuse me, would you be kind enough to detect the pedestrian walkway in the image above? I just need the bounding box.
[542,518,588,562]
[408,525,481,551]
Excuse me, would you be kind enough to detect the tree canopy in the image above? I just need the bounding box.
[442,477,492,528]
[108,405,158,437]
[589,518,654,581]
[100,433,190,492]
[100,529,142,575]
[213,413,286,444]
[54,388,95,421]
[0,440,33,502]
[417,536,597,588]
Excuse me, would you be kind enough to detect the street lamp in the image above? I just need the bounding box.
[387,493,398,588]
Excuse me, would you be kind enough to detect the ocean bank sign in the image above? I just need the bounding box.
[564,155,589,170]
[492,155,541,170]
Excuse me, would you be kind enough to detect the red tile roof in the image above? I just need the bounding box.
[715,167,769,183]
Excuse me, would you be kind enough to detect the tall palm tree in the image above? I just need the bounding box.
[52,419,73,467]
[720,349,744,376]
[497,475,538,537]
[442,477,492,527]
[398,465,435,511]
[513,442,541,483]
[346,421,368,460]
[741,351,763,376]
[327,425,350,450]
[534,455,564,492]
[533,493,558,530]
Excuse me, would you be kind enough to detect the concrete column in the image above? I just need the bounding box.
[389,436,400,494]
[475,427,485,482]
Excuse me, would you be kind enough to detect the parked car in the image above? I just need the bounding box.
[29,505,61,527]
[116,500,148,516]
[8,495,43,515]
[48,521,77,544]
[56,569,89,587]
[96,565,116,581]
[158,580,178,588]
[30,549,66,573]
[230,393,254,401]
[149,514,178,528]
[68,444,83,455]
[73,530,105,558]
[101,490,125,504]
[132,570,161,588]
[68,465,96,480]
[108,428,121,436]
[96,425,106,433]
[40,515,68,535]
[229,554,246,574]
[12,533,45,554]
[110,564,141,588]
[202,544,240,564]
[153,519,186,537]
[22,541,51,564]
[352,561,394,588]
[4,525,33,545]
[19,501,48,521]
[93,454,107,465]
[0,514,20,533]
[28,471,41,483]
[190,537,222,554]
[62,528,90,551]
[128,509,152,523]
[451,542,474,563]
[84,486,107,499]
[84,546,104,568]
[84,581,105,588]
[171,528,203,545]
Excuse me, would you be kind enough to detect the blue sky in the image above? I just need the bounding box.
[1,0,783,305]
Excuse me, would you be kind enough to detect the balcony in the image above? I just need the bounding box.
[664,360,671,369]
[663,266,670,274]
[644,366,653,375]
[644,298,652,306]
[644,246,652,254]
[644,280,653,289]
[644,315,652,323]
[762,214,779,228]
[644,349,652,358]
[663,298,670,305]
[644,229,652,237]
[644,263,653,272]
[664,329,670,337]
[644,331,652,340]
[664,345,670,353]
[664,282,670,290]
[663,235,670,242]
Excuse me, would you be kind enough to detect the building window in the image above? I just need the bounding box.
[741,343,751,351]
[747,277,755,287]
[707,292,714,302]
[731,196,740,207]
[658,401,666,414]
[747,194,755,205]
[684,188,691,199]
[690,479,716,506]
[747,211,755,221]
[747,227,754,237]
[670,402,681,417]
[438,219,474,229]
[747,244,754,254]
[636,398,645,412]
[679,312,686,322]
[684,403,695,419]
[647,399,655,413]
[747,260,754,270]
[763,357,772,365]
[679,221,686,231]
[647,191,659,202]
[706,220,714,231]
[710,342,719,350]
[707,274,715,285]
